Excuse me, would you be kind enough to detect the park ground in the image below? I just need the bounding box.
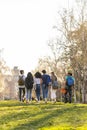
[0,100,87,130]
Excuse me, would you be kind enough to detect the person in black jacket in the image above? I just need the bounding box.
[25,72,34,104]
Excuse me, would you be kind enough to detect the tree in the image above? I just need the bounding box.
[54,0,87,103]
[0,49,10,99]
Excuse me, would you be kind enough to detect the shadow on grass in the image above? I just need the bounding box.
[0,101,87,130]
[2,104,87,129]
[11,105,87,130]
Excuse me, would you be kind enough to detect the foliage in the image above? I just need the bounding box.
[50,0,87,103]
[0,49,10,95]
[0,100,87,130]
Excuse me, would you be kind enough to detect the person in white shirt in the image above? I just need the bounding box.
[34,72,42,102]
[18,70,26,102]
[50,72,58,103]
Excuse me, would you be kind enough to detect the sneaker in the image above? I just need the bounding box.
[35,98,39,102]
[26,101,29,104]
[44,98,47,103]
[37,101,40,104]
[22,97,25,102]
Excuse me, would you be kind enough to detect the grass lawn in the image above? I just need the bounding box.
[0,100,87,130]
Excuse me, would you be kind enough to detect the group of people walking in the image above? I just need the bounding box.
[18,69,75,104]
[18,69,59,104]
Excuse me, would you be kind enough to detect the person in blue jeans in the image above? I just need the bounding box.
[25,72,34,104]
[64,70,75,103]
[34,72,42,103]
[42,70,51,103]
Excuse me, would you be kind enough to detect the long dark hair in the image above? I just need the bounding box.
[25,72,34,89]
[34,71,42,78]
[27,72,33,79]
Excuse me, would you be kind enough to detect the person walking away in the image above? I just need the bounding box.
[64,70,75,103]
[34,71,42,103]
[25,72,34,104]
[42,70,51,103]
[18,70,25,102]
[51,72,58,103]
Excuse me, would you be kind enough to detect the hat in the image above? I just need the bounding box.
[68,69,72,74]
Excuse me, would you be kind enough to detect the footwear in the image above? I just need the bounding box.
[54,99,56,103]
[26,100,29,104]
[22,97,25,102]
[26,101,29,104]
[69,101,71,103]
[37,101,40,104]
[64,101,68,103]
[45,98,47,103]
[54,101,56,103]
[35,98,38,102]
[45,100,47,104]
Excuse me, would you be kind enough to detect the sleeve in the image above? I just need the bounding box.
[22,75,26,80]
[65,76,68,80]
[72,77,75,84]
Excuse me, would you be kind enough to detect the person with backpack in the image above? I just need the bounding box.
[18,70,26,102]
[25,72,34,104]
[50,72,58,103]
[64,70,75,103]
[41,70,51,103]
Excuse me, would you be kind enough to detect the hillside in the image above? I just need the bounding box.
[0,100,87,130]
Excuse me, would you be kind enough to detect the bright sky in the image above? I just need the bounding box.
[0,0,75,74]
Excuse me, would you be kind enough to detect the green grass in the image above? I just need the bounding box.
[0,100,87,130]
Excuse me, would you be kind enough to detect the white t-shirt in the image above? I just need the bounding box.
[34,78,41,85]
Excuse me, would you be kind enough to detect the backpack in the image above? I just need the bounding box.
[42,74,51,86]
[18,75,25,86]
[25,77,33,89]
[52,80,58,89]
[66,76,74,87]
[46,75,51,86]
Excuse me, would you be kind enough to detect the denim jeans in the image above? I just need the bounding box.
[64,86,72,103]
[36,84,40,101]
[19,88,25,101]
[25,88,32,101]
[42,84,48,99]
